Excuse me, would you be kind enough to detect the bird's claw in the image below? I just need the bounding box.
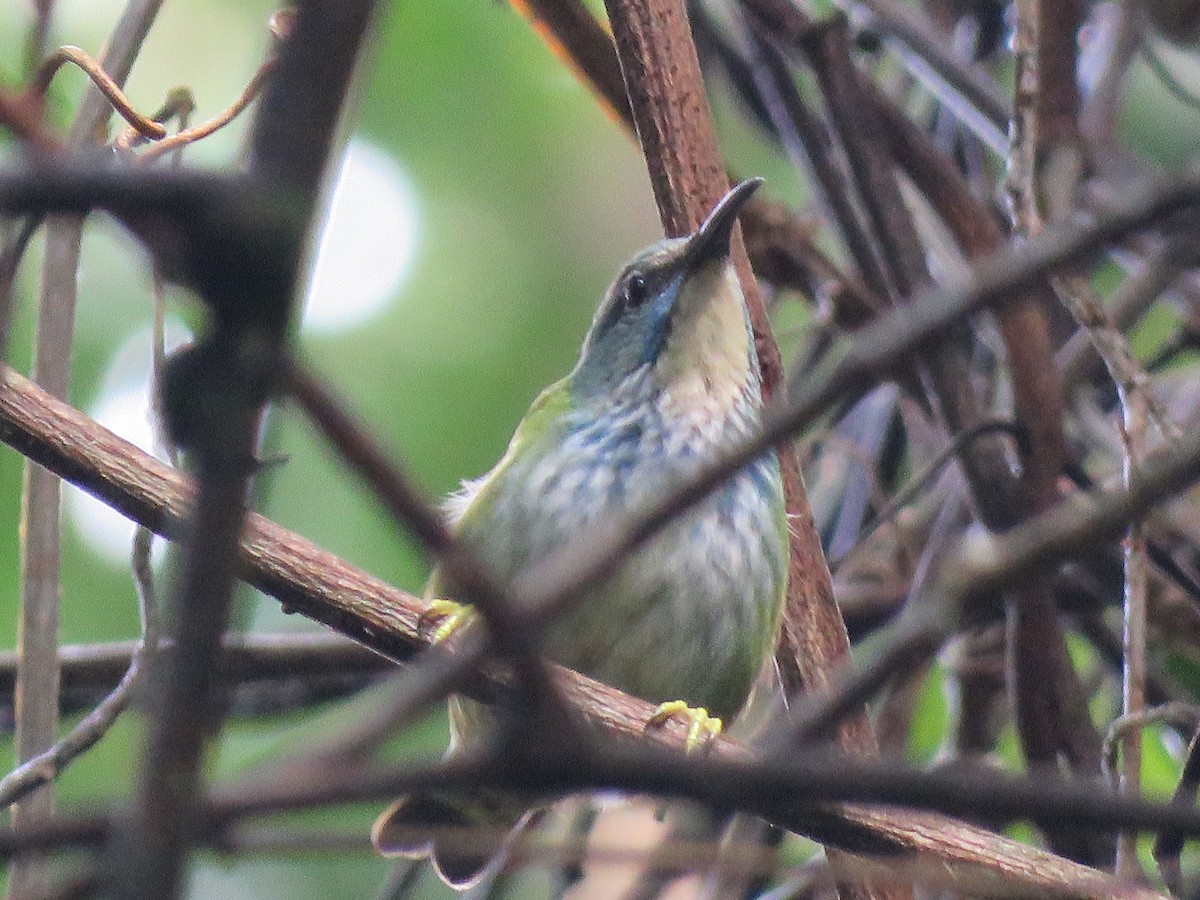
[645,701,723,753]
[419,598,476,644]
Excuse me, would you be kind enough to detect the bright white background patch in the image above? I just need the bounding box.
[66,323,190,566]
[302,138,419,333]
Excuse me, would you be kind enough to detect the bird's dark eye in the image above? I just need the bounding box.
[625,273,649,307]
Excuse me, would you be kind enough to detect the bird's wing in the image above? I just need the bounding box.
[425,377,572,600]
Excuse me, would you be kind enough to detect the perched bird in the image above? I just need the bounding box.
[372,179,789,887]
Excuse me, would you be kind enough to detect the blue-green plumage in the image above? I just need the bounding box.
[373,180,788,887]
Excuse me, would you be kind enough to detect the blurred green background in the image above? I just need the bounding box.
[0,1,1199,896]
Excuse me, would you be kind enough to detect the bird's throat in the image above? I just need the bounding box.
[656,265,757,428]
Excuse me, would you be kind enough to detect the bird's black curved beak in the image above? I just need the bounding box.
[682,178,763,270]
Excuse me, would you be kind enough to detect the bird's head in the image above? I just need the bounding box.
[571,179,763,415]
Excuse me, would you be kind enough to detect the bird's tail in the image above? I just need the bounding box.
[372,793,531,889]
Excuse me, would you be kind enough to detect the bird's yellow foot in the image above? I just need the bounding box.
[645,701,723,753]
[418,599,476,644]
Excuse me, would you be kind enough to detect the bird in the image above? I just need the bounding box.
[371,179,789,888]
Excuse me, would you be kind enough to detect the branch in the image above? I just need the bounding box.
[26,46,167,141]
[0,632,385,725]
[203,744,1178,893]
[0,370,1185,894]
[510,0,631,125]
[1,182,1199,893]
[11,207,76,892]
[836,0,1010,152]
[600,9,884,893]
[132,44,277,164]
[109,3,376,897]
[508,0,864,306]
[0,528,159,809]
[0,0,167,353]
[602,0,874,781]
[0,742,1189,898]
[1,171,1197,664]
[283,356,561,715]
[9,4,165,896]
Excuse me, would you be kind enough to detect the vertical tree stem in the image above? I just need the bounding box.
[601,1,892,896]
[10,3,164,896]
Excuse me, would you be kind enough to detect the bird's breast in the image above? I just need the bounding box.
[471,401,786,718]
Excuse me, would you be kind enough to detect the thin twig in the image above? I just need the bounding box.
[1072,610,1184,709]
[836,0,1009,152]
[134,55,276,165]
[1116,349,1151,878]
[1057,237,1197,387]
[112,87,195,155]
[65,2,166,147]
[1056,273,1180,441]
[831,418,1022,568]
[0,0,165,364]
[1153,719,1200,893]
[0,528,159,809]
[1102,702,1200,788]
[1141,40,1200,113]
[802,17,927,300]
[26,46,166,140]
[731,4,893,304]
[283,356,560,711]
[0,632,385,702]
[23,1,54,79]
